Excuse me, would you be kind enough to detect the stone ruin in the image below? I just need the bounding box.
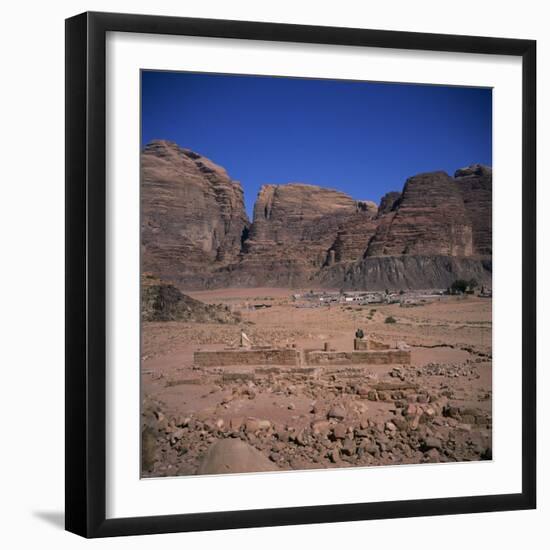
[193,330,411,368]
[354,337,390,351]
[194,348,301,367]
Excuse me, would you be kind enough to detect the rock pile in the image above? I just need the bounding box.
[142,361,492,477]
[141,275,240,324]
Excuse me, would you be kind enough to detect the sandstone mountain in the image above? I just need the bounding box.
[232,184,377,286]
[141,141,492,290]
[141,140,248,284]
[366,171,474,257]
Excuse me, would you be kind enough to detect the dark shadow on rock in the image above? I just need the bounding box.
[32,510,65,529]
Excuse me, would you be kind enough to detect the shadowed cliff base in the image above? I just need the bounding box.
[318,256,492,291]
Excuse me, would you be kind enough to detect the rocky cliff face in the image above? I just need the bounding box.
[378,191,401,215]
[455,164,492,256]
[248,183,370,248]
[366,171,474,258]
[325,214,378,265]
[238,184,371,283]
[141,141,249,282]
[141,140,492,289]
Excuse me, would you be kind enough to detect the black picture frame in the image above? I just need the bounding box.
[65,11,536,538]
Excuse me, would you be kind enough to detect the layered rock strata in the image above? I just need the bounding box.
[454,164,492,256]
[141,140,492,289]
[141,140,249,282]
[365,171,474,258]
[236,184,375,284]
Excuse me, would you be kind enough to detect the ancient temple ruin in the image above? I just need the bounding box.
[193,332,411,368]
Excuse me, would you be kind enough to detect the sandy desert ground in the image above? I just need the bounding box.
[141,289,492,477]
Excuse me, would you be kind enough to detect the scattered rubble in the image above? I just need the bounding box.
[142,356,492,477]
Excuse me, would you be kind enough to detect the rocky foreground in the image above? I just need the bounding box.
[142,359,492,476]
[141,140,492,290]
[140,287,492,477]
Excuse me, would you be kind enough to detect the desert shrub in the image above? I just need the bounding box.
[450,279,469,294]
[385,316,397,324]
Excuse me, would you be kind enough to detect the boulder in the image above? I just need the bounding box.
[141,427,157,472]
[327,405,346,421]
[332,424,347,440]
[196,439,279,474]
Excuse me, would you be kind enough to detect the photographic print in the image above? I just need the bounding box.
[140,71,493,478]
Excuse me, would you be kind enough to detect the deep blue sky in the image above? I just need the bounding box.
[142,71,492,218]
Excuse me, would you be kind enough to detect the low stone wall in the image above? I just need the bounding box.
[305,349,410,366]
[194,347,409,368]
[369,340,391,351]
[354,338,390,351]
[194,348,300,367]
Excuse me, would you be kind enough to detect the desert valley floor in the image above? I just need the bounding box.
[141,289,492,477]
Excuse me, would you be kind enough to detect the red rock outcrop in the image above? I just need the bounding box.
[366,171,474,257]
[249,183,359,247]
[325,214,378,265]
[319,165,493,289]
[378,191,401,215]
[233,184,371,284]
[455,164,492,256]
[141,141,249,282]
